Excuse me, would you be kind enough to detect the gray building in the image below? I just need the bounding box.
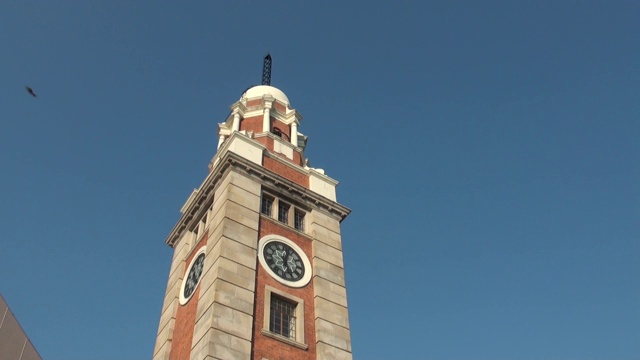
[0,294,42,360]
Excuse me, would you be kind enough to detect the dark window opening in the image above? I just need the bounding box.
[294,210,305,231]
[261,196,274,216]
[270,296,296,339]
[278,202,290,224]
[272,127,290,141]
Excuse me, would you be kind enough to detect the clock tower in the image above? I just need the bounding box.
[153,68,353,360]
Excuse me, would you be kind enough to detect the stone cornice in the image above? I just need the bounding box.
[230,101,247,115]
[166,150,350,248]
[255,131,303,152]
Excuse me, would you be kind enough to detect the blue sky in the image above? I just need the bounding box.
[1,2,638,359]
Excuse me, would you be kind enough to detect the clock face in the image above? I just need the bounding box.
[183,253,205,299]
[179,247,207,305]
[258,235,311,287]
[263,241,306,282]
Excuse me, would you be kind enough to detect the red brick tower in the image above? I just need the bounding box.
[153,82,353,360]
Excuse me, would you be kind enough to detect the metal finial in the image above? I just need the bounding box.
[262,53,272,85]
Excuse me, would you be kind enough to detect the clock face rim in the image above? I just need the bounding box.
[179,246,207,305]
[258,235,312,288]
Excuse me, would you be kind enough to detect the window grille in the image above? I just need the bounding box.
[294,210,305,231]
[261,196,274,216]
[278,202,290,223]
[261,193,307,233]
[270,296,296,339]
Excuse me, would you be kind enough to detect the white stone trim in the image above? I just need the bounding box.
[180,189,199,214]
[309,169,337,201]
[232,112,240,132]
[258,235,312,288]
[254,132,299,152]
[291,122,298,147]
[169,151,350,247]
[179,246,207,305]
[262,98,273,132]
[273,138,294,160]
[226,133,265,165]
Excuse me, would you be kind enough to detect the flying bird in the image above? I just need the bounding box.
[25,86,37,97]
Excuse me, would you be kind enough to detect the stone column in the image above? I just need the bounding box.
[262,101,273,133]
[291,122,298,147]
[310,210,353,360]
[232,113,241,132]
[190,170,261,360]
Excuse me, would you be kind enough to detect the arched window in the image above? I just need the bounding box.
[272,127,290,141]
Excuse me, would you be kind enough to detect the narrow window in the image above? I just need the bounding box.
[261,195,274,217]
[294,210,305,232]
[270,296,296,339]
[192,214,205,238]
[198,216,206,236]
[278,202,290,224]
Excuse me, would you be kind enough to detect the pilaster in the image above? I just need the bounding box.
[189,169,261,360]
[310,210,353,360]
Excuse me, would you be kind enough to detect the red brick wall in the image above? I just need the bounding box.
[246,99,262,107]
[240,115,263,134]
[255,136,273,151]
[263,156,309,188]
[240,116,290,140]
[169,235,208,360]
[246,98,285,112]
[255,136,304,167]
[293,150,303,166]
[273,101,287,113]
[252,218,316,360]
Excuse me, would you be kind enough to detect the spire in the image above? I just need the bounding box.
[262,53,272,86]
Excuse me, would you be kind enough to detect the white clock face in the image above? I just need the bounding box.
[258,235,311,288]
[179,246,207,305]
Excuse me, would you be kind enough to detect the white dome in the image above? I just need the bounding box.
[243,85,290,105]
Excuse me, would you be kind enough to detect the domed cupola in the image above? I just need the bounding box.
[216,55,306,165]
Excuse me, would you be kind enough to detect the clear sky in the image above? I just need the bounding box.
[1,2,638,359]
